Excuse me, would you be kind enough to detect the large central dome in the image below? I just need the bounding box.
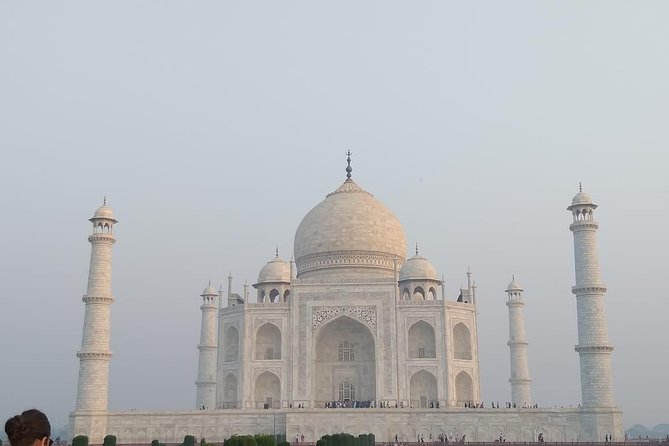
[294,178,407,278]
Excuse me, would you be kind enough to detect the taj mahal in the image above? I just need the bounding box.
[69,155,623,444]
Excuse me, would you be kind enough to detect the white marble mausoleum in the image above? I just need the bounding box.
[69,158,623,444]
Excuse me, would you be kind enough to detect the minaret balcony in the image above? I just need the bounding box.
[508,378,532,384]
[87,233,116,243]
[574,344,614,353]
[569,221,599,231]
[82,295,114,303]
[197,345,217,351]
[572,285,607,294]
[76,351,113,359]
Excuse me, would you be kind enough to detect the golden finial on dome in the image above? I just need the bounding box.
[346,150,353,179]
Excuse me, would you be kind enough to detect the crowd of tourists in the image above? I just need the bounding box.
[323,400,446,409]
[463,401,542,409]
[386,433,467,445]
[324,400,375,408]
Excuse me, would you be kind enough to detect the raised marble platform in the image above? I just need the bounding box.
[70,407,623,445]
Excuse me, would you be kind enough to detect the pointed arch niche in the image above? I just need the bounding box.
[255,323,281,360]
[455,371,473,404]
[410,370,437,408]
[222,373,238,409]
[254,371,281,408]
[453,322,472,360]
[224,326,239,362]
[407,321,436,358]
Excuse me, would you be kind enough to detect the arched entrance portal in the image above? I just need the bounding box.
[313,316,376,406]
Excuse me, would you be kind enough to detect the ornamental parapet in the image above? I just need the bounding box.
[245,302,290,308]
[569,221,599,231]
[88,234,116,243]
[77,351,113,359]
[397,300,444,306]
[572,285,607,294]
[574,344,614,354]
[82,295,114,303]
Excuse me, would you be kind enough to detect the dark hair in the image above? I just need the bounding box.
[4,410,51,446]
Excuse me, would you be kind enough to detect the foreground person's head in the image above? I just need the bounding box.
[4,410,51,446]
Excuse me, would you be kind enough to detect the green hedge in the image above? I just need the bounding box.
[72,435,89,446]
[318,433,374,446]
[103,435,116,446]
[225,435,257,446]
[254,434,275,446]
[277,441,290,446]
[184,435,196,446]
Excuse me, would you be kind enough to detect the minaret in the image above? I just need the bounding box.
[441,274,446,300]
[568,186,615,408]
[505,276,532,406]
[75,199,117,413]
[196,283,218,409]
[227,272,235,307]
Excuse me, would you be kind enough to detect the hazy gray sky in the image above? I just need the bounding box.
[1,1,668,432]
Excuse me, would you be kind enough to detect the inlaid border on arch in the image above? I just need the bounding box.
[254,318,283,331]
[312,305,377,333]
[253,367,282,380]
[407,366,438,378]
[406,316,437,329]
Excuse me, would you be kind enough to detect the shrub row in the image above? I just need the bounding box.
[319,433,374,446]
[69,432,287,446]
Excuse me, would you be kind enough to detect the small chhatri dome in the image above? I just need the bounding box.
[202,283,217,296]
[91,197,117,221]
[506,276,523,292]
[571,191,594,206]
[569,183,597,208]
[257,254,291,283]
[399,253,439,281]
